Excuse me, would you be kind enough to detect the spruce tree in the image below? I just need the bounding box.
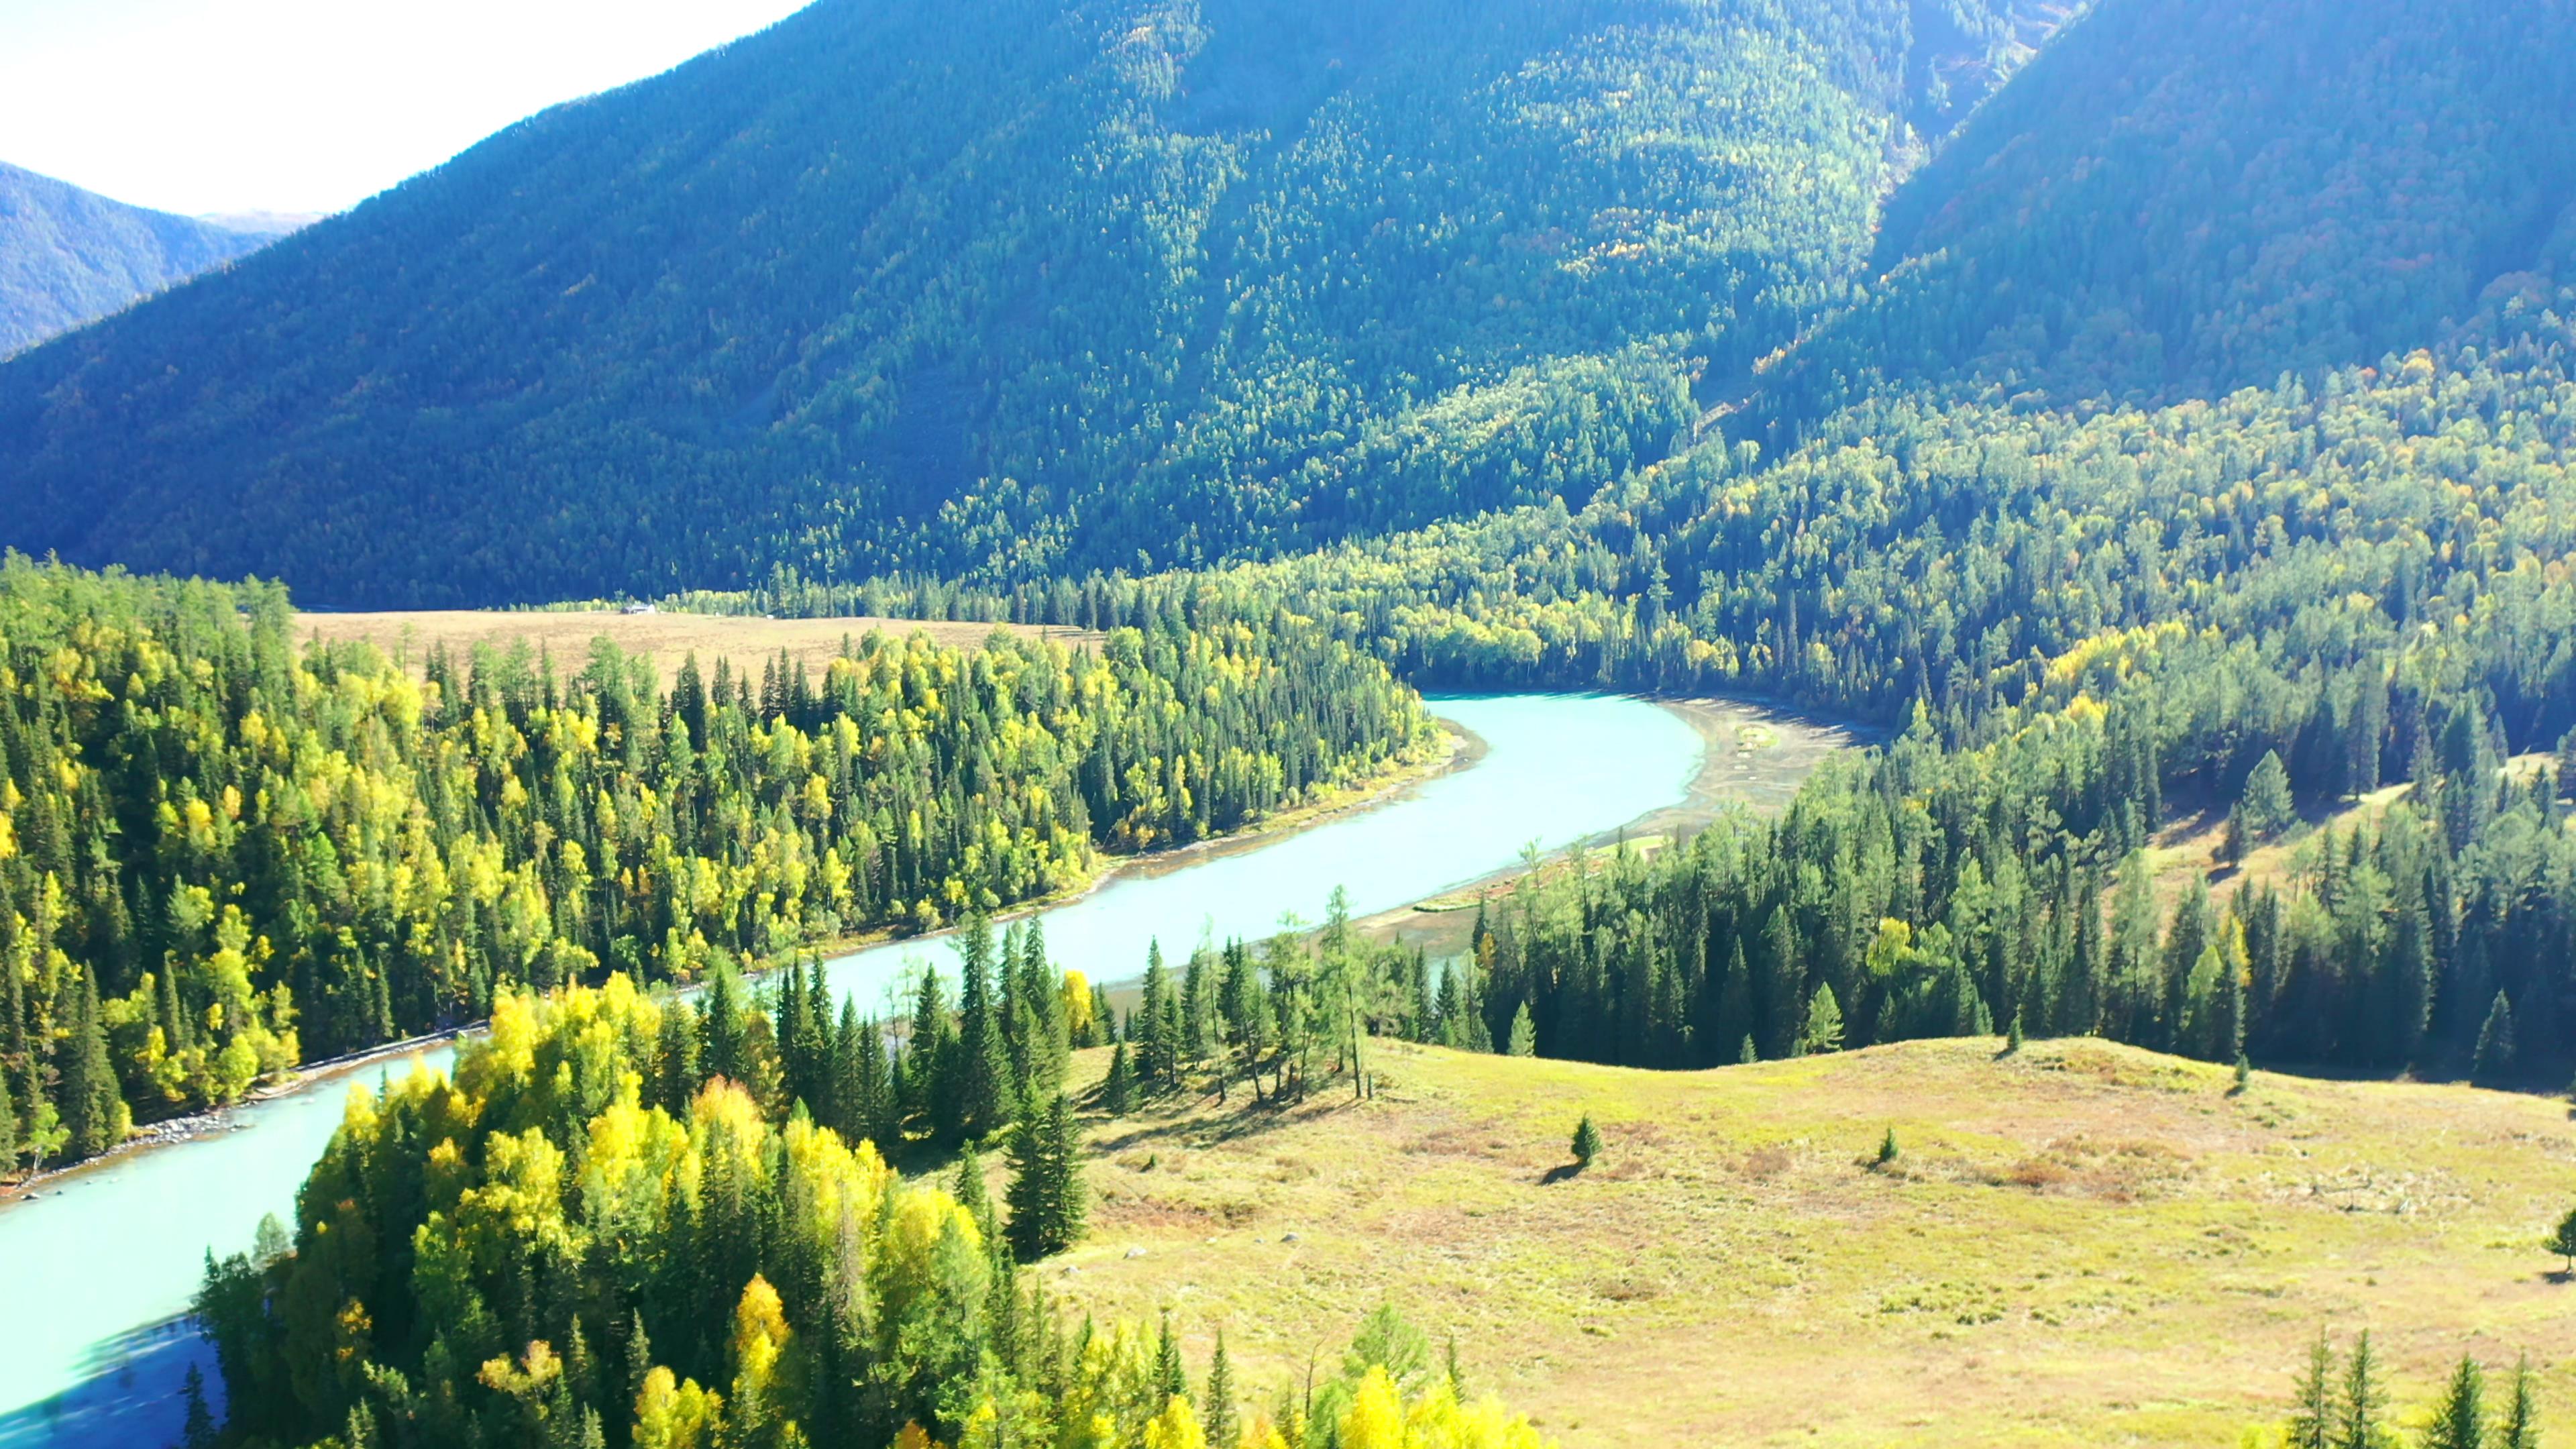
[59,963,125,1161]
[2289,1330,2336,1449]
[1739,1034,1758,1065]
[850,1012,894,1151]
[1505,1002,1536,1058]
[957,916,1014,1139]
[1800,986,1845,1055]
[2497,1356,2540,1449]
[2337,1330,2385,1449]
[1570,1114,1601,1169]
[955,1142,996,1241]
[2425,1356,2488,1449]
[2241,750,2296,845]
[700,967,747,1087]
[1006,1092,1087,1260]
[0,1048,15,1175]
[1102,1041,1136,1116]
[1875,1128,1900,1168]
[180,1364,217,1449]
[2472,991,2516,1083]
[2548,1205,2576,1273]
[1154,1311,1186,1401]
[1204,1331,1238,1449]
[1138,939,1172,1085]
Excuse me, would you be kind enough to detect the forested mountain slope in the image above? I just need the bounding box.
[0,0,2028,608]
[0,163,281,358]
[1760,0,2576,424]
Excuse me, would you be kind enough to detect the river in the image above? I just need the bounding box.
[0,693,1715,1448]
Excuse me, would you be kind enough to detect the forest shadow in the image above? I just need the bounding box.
[0,1316,213,1449]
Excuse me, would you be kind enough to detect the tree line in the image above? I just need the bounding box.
[0,555,1427,1177]
[190,975,1552,1449]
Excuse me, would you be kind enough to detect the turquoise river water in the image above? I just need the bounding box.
[0,693,1706,1447]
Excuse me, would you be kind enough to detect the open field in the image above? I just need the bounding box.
[1036,1038,2576,1447]
[292,609,1100,681]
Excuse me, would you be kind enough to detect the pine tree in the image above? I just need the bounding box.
[2496,1356,2540,1449]
[1799,986,1845,1055]
[1154,1311,1186,1402]
[2337,1330,2385,1449]
[1738,1034,1758,1065]
[850,1012,894,1151]
[2241,750,2296,845]
[1505,1002,1536,1058]
[59,963,126,1161]
[1570,1114,1601,1169]
[2424,1356,2486,1449]
[2004,1010,2023,1056]
[1204,1331,1238,1449]
[700,967,747,1087]
[2289,1330,2337,1449]
[1138,939,1172,1086]
[1006,1093,1087,1260]
[955,1142,996,1242]
[1102,1041,1136,1116]
[1875,1128,1900,1168]
[2472,991,2517,1083]
[180,1364,217,1449]
[957,915,1014,1140]
[0,1048,15,1175]
[2548,1205,2576,1274]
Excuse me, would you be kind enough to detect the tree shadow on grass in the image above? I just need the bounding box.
[1538,1163,1582,1185]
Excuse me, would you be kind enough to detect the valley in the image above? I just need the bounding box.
[1,0,2574,1446]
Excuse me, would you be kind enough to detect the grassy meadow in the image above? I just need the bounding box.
[1023,1037,2576,1447]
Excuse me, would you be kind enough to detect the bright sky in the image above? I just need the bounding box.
[0,0,813,218]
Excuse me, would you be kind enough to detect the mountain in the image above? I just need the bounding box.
[1758,0,2576,423]
[0,163,286,358]
[0,0,2033,608]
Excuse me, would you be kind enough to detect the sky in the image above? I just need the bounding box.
[0,0,814,219]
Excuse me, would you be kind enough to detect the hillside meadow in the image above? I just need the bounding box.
[1032,1037,2576,1447]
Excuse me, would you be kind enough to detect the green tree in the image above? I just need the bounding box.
[2472,991,2517,1083]
[0,1051,15,1175]
[2497,1356,2540,1449]
[58,964,127,1161]
[1799,986,1845,1055]
[2337,1330,2386,1449]
[1570,1114,1602,1169]
[2423,1356,2487,1449]
[2241,750,2297,848]
[2289,1330,2337,1449]
[1506,1002,1536,1058]
[1006,1092,1087,1260]
[1204,1330,1238,1448]
[1876,1129,1900,1168]
[1101,1041,1136,1116]
[956,916,1014,1140]
[2548,1205,2576,1274]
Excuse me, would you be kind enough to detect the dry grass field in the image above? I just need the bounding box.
[292,609,1099,682]
[1028,1037,2576,1447]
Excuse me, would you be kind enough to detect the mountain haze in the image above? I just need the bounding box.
[0,0,2033,607]
[0,162,285,358]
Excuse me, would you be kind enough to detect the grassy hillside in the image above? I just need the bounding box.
[0,162,278,358]
[1042,1036,2576,1446]
[0,0,2038,608]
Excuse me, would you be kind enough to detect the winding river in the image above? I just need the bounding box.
[0,694,1716,1448]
